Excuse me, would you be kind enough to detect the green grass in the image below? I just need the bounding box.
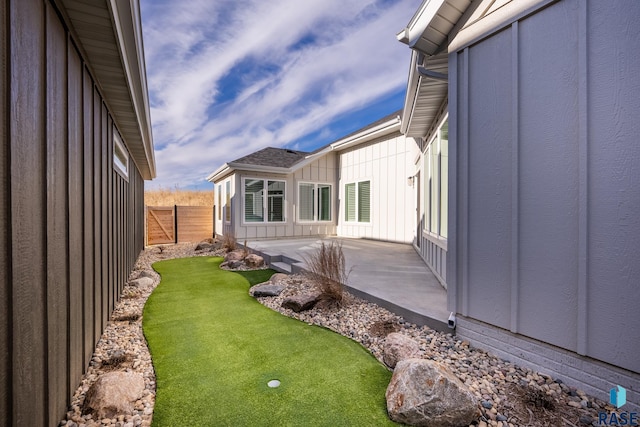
[143,257,397,426]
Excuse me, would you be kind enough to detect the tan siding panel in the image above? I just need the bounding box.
[46,4,70,422]
[10,0,47,424]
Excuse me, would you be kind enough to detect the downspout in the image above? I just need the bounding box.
[416,52,448,81]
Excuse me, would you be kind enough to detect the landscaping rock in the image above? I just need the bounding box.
[281,292,321,312]
[130,277,154,288]
[133,269,154,280]
[82,372,145,419]
[269,273,289,284]
[195,242,214,251]
[196,240,222,251]
[224,250,245,262]
[383,332,420,368]
[244,253,264,268]
[386,358,479,427]
[227,260,243,269]
[249,282,286,297]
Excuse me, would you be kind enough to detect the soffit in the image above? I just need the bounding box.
[61,0,156,180]
[403,53,449,139]
[399,0,472,55]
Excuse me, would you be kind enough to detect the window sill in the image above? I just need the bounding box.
[422,230,448,251]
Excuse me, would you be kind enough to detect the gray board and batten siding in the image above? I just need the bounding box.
[1,0,151,425]
[447,0,640,407]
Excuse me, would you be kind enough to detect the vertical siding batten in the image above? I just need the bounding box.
[576,0,588,356]
[101,103,108,330]
[82,66,94,368]
[9,0,47,424]
[107,115,114,319]
[93,87,102,344]
[446,49,458,313]
[0,0,9,422]
[460,47,470,317]
[509,21,519,334]
[67,39,84,399]
[46,3,70,422]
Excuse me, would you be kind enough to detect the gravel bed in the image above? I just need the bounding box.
[61,243,612,427]
[257,277,614,427]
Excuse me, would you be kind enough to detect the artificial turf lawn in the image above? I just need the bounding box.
[143,256,398,426]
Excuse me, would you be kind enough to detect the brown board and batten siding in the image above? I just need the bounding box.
[1,0,149,425]
[0,0,8,424]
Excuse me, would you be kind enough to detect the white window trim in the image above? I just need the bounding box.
[241,177,287,225]
[224,179,232,224]
[343,178,372,224]
[297,181,333,223]
[423,113,448,239]
[217,184,222,221]
[113,129,129,180]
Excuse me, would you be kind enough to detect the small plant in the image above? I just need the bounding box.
[242,240,250,258]
[368,319,400,337]
[122,288,140,299]
[100,350,131,371]
[303,240,350,307]
[525,387,555,410]
[113,313,140,322]
[222,232,237,252]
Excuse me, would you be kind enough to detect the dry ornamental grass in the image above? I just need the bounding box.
[144,187,214,206]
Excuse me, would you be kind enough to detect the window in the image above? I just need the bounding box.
[344,180,370,223]
[225,180,231,222]
[424,116,448,238]
[217,185,222,220]
[243,178,285,223]
[113,130,128,179]
[298,183,332,222]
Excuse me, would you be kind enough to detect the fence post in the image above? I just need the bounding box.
[174,205,178,244]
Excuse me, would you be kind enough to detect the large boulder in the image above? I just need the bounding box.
[224,250,245,262]
[386,358,479,427]
[249,282,286,297]
[281,292,321,312]
[244,253,264,268]
[196,239,223,251]
[130,277,154,288]
[133,269,154,280]
[383,333,421,368]
[195,242,214,251]
[82,372,145,419]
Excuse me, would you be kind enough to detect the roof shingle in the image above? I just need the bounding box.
[230,147,309,168]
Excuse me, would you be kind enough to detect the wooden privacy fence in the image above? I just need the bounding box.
[146,205,213,245]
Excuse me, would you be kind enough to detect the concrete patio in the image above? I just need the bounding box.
[248,237,450,332]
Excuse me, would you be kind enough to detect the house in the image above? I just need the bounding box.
[0,0,155,424]
[208,110,420,246]
[398,0,639,409]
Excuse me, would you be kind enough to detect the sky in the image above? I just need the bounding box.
[140,0,417,190]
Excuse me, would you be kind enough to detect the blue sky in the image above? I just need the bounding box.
[141,0,417,190]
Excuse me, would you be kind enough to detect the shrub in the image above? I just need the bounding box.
[304,240,349,307]
[222,232,237,252]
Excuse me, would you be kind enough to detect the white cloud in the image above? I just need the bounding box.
[141,0,416,189]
